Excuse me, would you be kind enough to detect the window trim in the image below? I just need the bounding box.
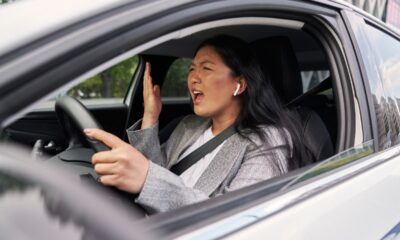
[129,12,358,239]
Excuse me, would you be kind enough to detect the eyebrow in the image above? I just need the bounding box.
[190,60,216,66]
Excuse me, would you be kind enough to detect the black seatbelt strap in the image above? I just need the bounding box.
[170,125,236,175]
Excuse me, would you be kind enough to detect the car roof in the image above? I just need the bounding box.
[0,0,133,56]
[0,0,202,58]
[312,0,400,36]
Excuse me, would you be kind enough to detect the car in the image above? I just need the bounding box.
[1,0,400,239]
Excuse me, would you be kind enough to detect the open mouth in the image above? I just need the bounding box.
[192,90,204,104]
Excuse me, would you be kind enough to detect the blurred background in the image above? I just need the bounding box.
[345,0,400,30]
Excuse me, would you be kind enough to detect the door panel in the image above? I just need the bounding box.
[4,104,128,151]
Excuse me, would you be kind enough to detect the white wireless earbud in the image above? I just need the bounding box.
[233,83,240,96]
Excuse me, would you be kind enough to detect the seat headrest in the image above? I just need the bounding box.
[297,107,333,163]
[250,36,303,104]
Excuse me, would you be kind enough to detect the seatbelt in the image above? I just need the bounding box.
[170,125,236,175]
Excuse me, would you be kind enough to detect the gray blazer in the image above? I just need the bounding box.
[126,115,290,213]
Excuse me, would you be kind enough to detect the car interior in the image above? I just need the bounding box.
[2,18,339,217]
[138,24,336,165]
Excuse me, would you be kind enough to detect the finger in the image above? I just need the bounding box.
[144,63,153,97]
[91,150,119,164]
[146,62,151,80]
[147,62,151,73]
[143,62,149,97]
[94,162,117,175]
[98,174,119,187]
[147,63,154,88]
[153,85,160,98]
[147,76,154,99]
[84,128,124,149]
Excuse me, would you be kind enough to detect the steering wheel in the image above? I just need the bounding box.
[55,96,110,152]
[54,96,148,214]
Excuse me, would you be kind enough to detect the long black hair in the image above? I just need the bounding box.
[196,35,309,169]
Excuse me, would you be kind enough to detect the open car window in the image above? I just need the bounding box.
[6,13,347,190]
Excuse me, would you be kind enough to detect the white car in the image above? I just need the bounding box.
[1,0,400,239]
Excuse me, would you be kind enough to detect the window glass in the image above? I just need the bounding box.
[300,70,330,93]
[161,58,191,98]
[364,26,400,92]
[364,24,400,147]
[36,56,139,110]
[68,56,139,104]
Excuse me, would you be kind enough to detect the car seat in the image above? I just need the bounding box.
[250,36,334,164]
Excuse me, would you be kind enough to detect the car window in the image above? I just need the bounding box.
[300,70,330,92]
[35,56,139,110]
[161,58,191,98]
[363,24,400,148]
[69,55,139,104]
[159,58,329,96]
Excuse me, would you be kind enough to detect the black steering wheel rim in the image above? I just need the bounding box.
[55,96,109,152]
[55,96,148,215]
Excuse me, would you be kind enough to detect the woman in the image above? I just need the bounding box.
[84,35,305,213]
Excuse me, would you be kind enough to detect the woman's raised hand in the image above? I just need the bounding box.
[142,62,162,129]
[84,128,149,193]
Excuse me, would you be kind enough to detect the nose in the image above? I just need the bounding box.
[188,70,200,84]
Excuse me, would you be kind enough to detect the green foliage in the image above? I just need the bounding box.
[161,58,192,97]
[68,56,139,99]
[0,0,15,4]
[67,56,191,100]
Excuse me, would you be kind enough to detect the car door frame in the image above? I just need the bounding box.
[0,0,378,238]
[342,8,400,152]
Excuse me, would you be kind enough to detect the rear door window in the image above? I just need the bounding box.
[364,24,400,148]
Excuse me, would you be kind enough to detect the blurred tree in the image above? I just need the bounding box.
[0,0,15,4]
[161,58,191,97]
[68,56,139,99]
[68,56,192,100]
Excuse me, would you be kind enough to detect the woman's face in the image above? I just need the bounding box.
[187,46,242,119]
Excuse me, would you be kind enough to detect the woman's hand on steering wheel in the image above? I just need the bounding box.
[84,128,149,193]
[141,62,162,129]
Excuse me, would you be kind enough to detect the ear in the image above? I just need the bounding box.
[237,76,247,96]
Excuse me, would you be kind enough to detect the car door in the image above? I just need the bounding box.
[0,144,158,240]
[0,0,389,239]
